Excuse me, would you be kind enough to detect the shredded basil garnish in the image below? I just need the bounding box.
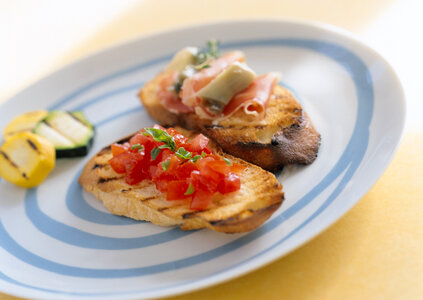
[190,155,202,163]
[143,128,176,151]
[224,158,232,166]
[151,147,161,160]
[184,183,195,195]
[131,144,144,152]
[175,147,192,160]
[162,160,171,171]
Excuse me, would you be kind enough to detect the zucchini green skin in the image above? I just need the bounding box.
[33,110,95,158]
[55,134,94,158]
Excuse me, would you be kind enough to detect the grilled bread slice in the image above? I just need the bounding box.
[78,129,284,233]
[139,73,320,172]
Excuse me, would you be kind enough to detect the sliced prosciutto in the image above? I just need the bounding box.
[179,51,245,107]
[157,71,194,114]
[222,73,279,117]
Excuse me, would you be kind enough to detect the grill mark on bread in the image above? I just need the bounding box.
[139,196,158,202]
[182,212,196,219]
[92,163,106,170]
[98,177,119,183]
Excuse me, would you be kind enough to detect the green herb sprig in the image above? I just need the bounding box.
[143,128,176,151]
[194,39,220,69]
[143,128,213,172]
[184,183,195,195]
[131,144,144,153]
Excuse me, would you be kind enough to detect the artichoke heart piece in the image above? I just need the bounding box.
[165,47,199,72]
[197,62,256,111]
[0,132,55,188]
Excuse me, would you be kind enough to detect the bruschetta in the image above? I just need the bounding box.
[139,41,320,171]
[79,126,284,233]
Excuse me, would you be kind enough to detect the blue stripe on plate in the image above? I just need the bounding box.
[69,82,144,111]
[24,187,194,250]
[0,38,373,296]
[66,169,141,225]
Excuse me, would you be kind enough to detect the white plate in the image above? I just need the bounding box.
[0,20,405,300]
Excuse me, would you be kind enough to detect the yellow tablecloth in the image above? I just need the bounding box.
[1,1,422,299]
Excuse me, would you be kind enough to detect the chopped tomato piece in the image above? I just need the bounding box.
[166,155,183,174]
[218,172,241,194]
[123,152,146,185]
[174,161,198,179]
[129,133,149,146]
[109,155,126,174]
[187,134,209,152]
[196,158,227,184]
[190,190,213,211]
[166,180,190,200]
[207,160,231,176]
[167,128,189,148]
[190,170,218,194]
[111,143,130,156]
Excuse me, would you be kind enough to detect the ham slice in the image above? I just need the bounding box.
[179,51,245,107]
[222,73,279,117]
[157,71,194,114]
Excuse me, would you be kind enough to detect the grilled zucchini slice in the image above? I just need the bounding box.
[33,111,94,158]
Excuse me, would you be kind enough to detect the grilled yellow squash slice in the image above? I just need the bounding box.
[0,132,55,188]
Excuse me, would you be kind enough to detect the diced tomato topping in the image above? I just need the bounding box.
[186,134,209,152]
[218,172,241,194]
[167,128,189,148]
[174,161,197,179]
[109,154,127,174]
[111,142,130,156]
[129,133,150,146]
[166,180,190,200]
[190,170,218,194]
[190,190,213,211]
[108,125,243,211]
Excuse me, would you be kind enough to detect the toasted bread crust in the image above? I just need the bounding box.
[139,73,320,171]
[78,130,284,233]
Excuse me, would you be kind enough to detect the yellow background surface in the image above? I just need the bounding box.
[1,1,422,299]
